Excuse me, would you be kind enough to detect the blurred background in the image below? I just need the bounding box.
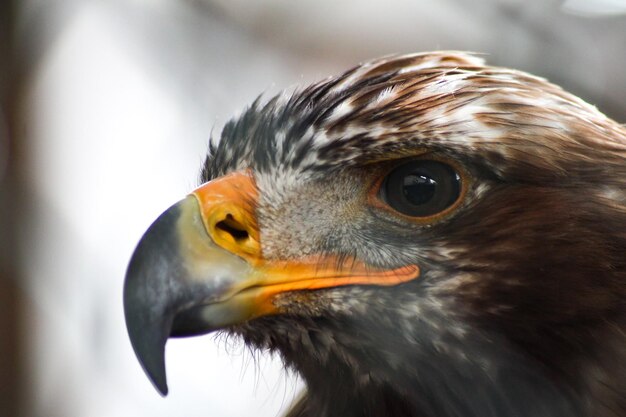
[1,1,625,416]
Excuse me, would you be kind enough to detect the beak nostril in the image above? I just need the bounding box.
[215,214,249,242]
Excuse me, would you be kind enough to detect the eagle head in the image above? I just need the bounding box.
[124,52,626,417]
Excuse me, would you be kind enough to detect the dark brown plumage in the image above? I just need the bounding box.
[124,52,626,417]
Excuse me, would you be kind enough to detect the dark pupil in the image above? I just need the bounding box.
[403,174,436,205]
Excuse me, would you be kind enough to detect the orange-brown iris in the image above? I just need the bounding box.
[368,155,469,224]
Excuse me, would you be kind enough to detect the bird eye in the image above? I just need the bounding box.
[380,160,462,218]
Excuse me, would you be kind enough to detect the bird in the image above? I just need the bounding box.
[123,51,626,417]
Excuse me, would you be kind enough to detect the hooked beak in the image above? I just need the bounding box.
[123,171,419,395]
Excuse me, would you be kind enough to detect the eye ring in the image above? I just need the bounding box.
[369,157,468,223]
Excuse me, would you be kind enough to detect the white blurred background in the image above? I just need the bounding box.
[1,1,625,416]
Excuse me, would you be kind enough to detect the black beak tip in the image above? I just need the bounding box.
[131,338,169,396]
[124,286,174,397]
[142,356,169,396]
[124,306,172,396]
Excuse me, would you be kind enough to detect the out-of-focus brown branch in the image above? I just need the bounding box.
[1,1,26,416]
